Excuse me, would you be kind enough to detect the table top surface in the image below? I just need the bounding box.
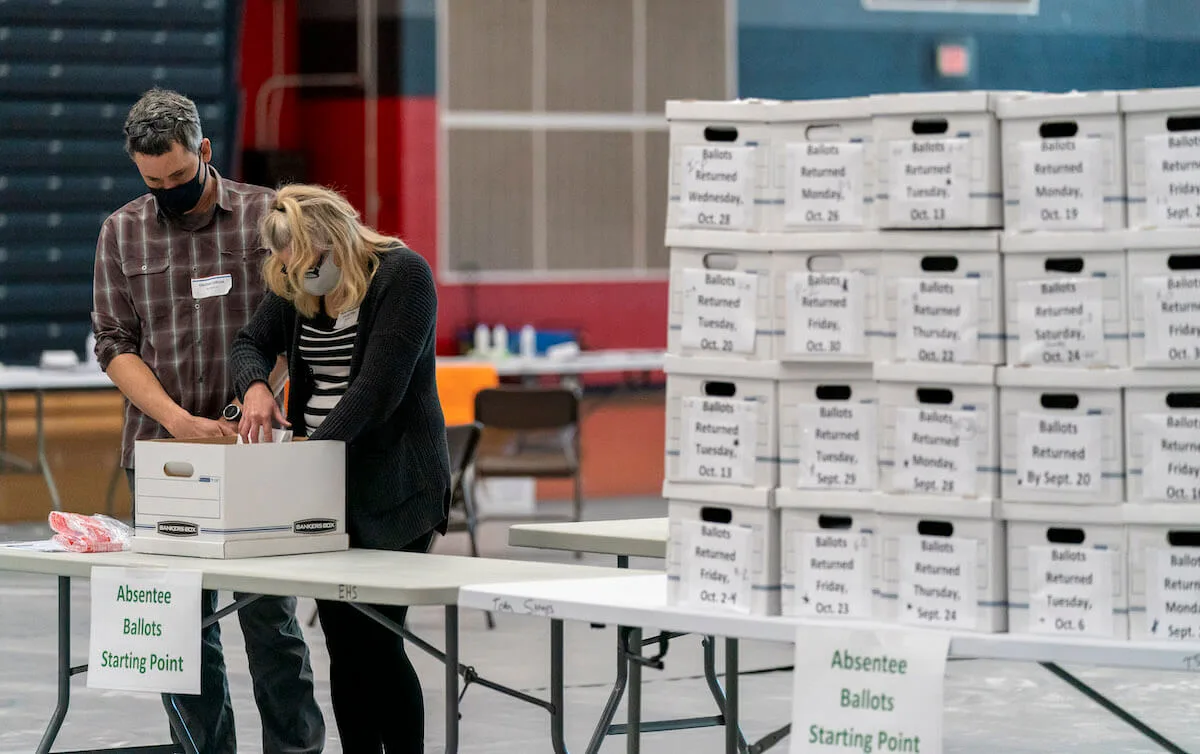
[0,365,113,390]
[508,518,668,559]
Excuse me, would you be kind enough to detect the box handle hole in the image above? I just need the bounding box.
[1167,254,1200,271]
[1166,392,1200,409]
[806,123,845,141]
[1040,393,1080,410]
[815,385,853,401]
[920,256,959,272]
[806,254,846,273]
[701,252,738,271]
[1167,531,1200,546]
[911,118,948,135]
[1167,116,1200,133]
[916,388,954,405]
[700,506,733,525]
[703,381,736,398]
[818,514,853,530]
[1038,121,1079,138]
[1047,527,1085,545]
[162,461,195,478]
[1045,258,1084,274]
[917,520,954,537]
[703,126,738,143]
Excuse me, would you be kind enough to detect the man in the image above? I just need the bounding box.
[91,88,324,754]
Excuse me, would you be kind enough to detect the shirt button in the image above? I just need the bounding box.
[194,303,200,310]
[198,376,205,384]
[141,264,147,271]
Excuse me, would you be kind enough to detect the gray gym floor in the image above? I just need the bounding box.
[2,498,1199,753]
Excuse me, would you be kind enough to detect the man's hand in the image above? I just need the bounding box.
[166,414,237,440]
[239,381,291,444]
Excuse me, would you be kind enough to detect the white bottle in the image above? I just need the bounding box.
[492,324,509,357]
[519,325,537,358]
[473,323,490,356]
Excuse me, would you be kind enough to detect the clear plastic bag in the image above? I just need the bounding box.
[48,512,134,553]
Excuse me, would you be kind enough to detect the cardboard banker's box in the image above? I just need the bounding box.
[132,436,348,559]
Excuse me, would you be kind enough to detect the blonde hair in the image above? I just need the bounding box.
[260,184,403,318]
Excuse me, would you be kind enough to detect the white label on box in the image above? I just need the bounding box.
[1016,278,1106,367]
[1017,138,1105,231]
[892,407,979,497]
[794,402,876,490]
[894,277,980,364]
[678,145,756,230]
[887,138,971,225]
[1016,412,1104,494]
[1142,275,1200,364]
[679,519,752,614]
[784,270,866,357]
[1139,413,1200,502]
[1144,133,1200,228]
[680,396,758,485]
[784,141,865,228]
[793,530,872,619]
[1028,545,1114,638]
[898,535,978,630]
[88,567,202,694]
[1145,547,1200,641]
[679,267,758,354]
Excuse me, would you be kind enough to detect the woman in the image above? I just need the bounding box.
[231,183,450,753]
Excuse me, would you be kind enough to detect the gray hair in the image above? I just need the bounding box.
[123,88,204,158]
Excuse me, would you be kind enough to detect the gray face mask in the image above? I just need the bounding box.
[301,252,341,296]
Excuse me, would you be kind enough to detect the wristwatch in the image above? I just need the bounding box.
[222,402,242,422]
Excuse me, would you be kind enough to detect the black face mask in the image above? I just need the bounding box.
[151,157,207,219]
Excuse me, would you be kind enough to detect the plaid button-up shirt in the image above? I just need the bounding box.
[92,170,276,468]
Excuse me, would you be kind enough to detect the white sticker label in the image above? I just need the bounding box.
[680,396,758,485]
[784,142,865,228]
[678,145,756,230]
[190,273,232,299]
[679,520,752,614]
[1016,278,1106,367]
[892,407,979,497]
[1142,275,1200,365]
[888,138,971,226]
[792,530,873,619]
[1016,412,1104,494]
[1139,413,1200,502]
[784,270,866,357]
[794,402,877,490]
[1028,546,1114,638]
[894,277,980,364]
[1017,138,1106,231]
[334,307,359,330]
[1145,547,1200,641]
[678,268,758,355]
[898,535,978,630]
[1144,133,1200,228]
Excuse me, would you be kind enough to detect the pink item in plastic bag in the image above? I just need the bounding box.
[48,512,133,553]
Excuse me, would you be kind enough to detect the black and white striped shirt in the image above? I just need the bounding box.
[298,306,359,434]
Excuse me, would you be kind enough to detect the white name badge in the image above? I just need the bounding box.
[334,307,360,330]
[191,273,233,299]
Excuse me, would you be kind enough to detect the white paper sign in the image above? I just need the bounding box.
[1018,138,1105,230]
[892,407,979,497]
[190,273,232,300]
[1016,278,1106,367]
[888,137,971,226]
[785,142,865,228]
[1144,133,1200,228]
[1142,275,1200,365]
[784,270,865,357]
[1139,413,1200,502]
[1016,412,1103,494]
[88,567,202,694]
[898,535,979,629]
[680,396,758,485]
[894,277,980,364]
[792,530,872,619]
[794,402,877,490]
[679,519,753,614]
[678,145,756,230]
[1145,547,1200,641]
[679,267,758,354]
[790,625,950,754]
[1028,545,1114,638]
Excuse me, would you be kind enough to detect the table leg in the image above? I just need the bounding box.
[445,605,460,754]
[36,576,72,754]
[725,638,739,754]
[551,619,568,754]
[627,627,643,754]
[36,391,63,511]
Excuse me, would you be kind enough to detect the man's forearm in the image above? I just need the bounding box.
[105,353,188,432]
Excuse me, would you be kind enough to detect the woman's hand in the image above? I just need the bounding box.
[239,381,291,443]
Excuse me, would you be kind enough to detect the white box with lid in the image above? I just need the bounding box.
[873,496,1006,633]
[870,91,1005,230]
[877,230,1004,366]
[778,363,877,494]
[996,91,1126,233]
[1004,502,1128,640]
[1124,370,1200,504]
[778,490,877,619]
[1000,231,1129,368]
[1124,503,1200,641]
[997,367,1126,505]
[1126,229,1200,368]
[875,363,999,501]
[1121,87,1200,231]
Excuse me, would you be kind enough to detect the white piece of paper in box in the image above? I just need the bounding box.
[894,277,980,364]
[784,142,865,228]
[793,402,876,490]
[1028,545,1114,638]
[791,530,872,619]
[887,137,971,226]
[1139,413,1200,502]
[784,270,866,357]
[1016,412,1103,494]
[1017,138,1105,231]
[679,519,752,614]
[892,407,979,497]
[678,145,756,230]
[1144,133,1200,228]
[1145,547,1200,641]
[680,396,758,485]
[898,535,978,630]
[1016,278,1106,367]
[1141,275,1200,365]
[678,267,758,355]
